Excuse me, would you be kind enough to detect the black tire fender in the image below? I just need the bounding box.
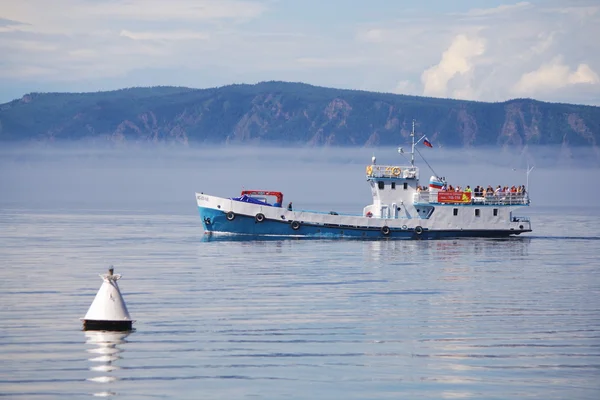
[291,220,301,230]
[255,213,265,223]
[226,211,235,221]
[415,226,423,235]
[381,226,390,236]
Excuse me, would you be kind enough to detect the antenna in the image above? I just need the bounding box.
[407,119,428,169]
[526,164,534,201]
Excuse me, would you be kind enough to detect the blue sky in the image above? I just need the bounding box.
[1,0,599,105]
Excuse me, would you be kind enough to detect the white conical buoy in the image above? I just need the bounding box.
[82,266,134,331]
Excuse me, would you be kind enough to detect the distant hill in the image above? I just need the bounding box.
[0,81,598,147]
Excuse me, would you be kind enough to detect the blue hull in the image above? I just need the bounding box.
[198,207,530,240]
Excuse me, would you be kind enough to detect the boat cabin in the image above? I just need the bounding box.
[363,164,419,218]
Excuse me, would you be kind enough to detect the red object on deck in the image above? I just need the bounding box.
[241,190,284,205]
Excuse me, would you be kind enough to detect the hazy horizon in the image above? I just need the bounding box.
[1,145,599,213]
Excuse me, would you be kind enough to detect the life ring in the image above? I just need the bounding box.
[226,211,235,221]
[255,213,265,223]
[415,226,423,235]
[366,165,373,176]
[381,226,390,236]
[291,220,301,230]
[392,167,401,176]
[366,211,373,218]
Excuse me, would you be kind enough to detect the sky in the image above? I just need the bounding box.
[0,0,599,105]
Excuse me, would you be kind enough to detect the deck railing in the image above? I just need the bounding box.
[414,192,530,205]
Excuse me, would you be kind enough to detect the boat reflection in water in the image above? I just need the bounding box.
[85,330,131,397]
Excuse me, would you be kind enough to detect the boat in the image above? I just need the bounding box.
[195,121,532,239]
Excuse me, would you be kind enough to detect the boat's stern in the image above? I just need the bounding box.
[510,215,532,234]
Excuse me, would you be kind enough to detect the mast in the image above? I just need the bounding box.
[410,120,415,168]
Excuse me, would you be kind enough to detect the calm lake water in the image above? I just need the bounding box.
[1,147,599,399]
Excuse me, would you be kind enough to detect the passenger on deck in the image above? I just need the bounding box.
[464,185,472,193]
[287,202,293,211]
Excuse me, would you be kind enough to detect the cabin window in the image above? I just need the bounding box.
[453,208,458,216]
[403,182,408,190]
[475,209,480,217]
[493,208,498,216]
[391,182,396,189]
[378,181,385,190]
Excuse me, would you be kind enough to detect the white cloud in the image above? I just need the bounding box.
[569,63,600,84]
[394,80,418,95]
[0,25,21,33]
[421,34,486,98]
[550,5,600,18]
[0,0,269,82]
[120,30,210,41]
[369,1,600,104]
[513,58,599,95]
[530,31,555,54]
[1,65,58,78]
[463,2,532,17]
[0,0,267,35]
[84,0,267,22]
[357,28,385,43]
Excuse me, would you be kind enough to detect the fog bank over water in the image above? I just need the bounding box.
[1,145,599,213]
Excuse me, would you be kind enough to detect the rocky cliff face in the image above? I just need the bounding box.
[0,82,598,148]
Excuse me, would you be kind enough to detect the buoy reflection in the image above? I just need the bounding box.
[85,330,131,396]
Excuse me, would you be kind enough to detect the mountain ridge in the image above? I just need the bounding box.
[1,81,598,147]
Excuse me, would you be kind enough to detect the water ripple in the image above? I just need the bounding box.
[0,209,599,399]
